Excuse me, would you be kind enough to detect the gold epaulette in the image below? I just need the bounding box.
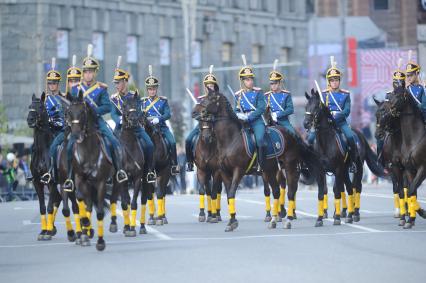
[282,89,290,94]
[159,96,168,100]
[340,88,350,94]
[98,81,108,89]
[253,87,262,91]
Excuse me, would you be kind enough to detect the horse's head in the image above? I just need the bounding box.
[122,91,140,129]
[27,93,48,129]
[373,96,388,139]
[304,88,328,130]
[388,85,408,116]
[66,89,89,140]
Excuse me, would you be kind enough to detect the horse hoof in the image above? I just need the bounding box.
[284,220,292,229]
[315,220,323,227]
[52,226,57,236]
[198,215,206,222]
[206,216,212,223]
[403,222,413,229]
[398,219,406,226]
[122,225,130,234]
[37,232,46,241]
[67,230,77,242]
[225,220,238,232]
[346,217,353,224]
[109,223,118,233]
[268,221,277,229]
[81,235,90,246]
[148,218,156,225]
[277,215,283,222]
[210,217,218,224]
[156,219,164,226]
[353,215,360,222]
[323,210,328,219]
[96,239,106,251]
[125,230,137,237]
[162,217,168,224]
[293,212,297,220]
[341,209,347,218]
[333,219,341,225]
[139,227,147,234]
[75,238,82,245]
[43,234,52,241]
[394,208,401,218]
[264,215,272,222]
[217,215,222,222]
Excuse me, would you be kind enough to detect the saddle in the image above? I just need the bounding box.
[334,132,361,157]
[241,126,285,159]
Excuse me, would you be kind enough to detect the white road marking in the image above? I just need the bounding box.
[23,220,66,225]
[116,209,172,240]
[237,198,382,233]
[191,214,252,219]
[14,207,34,210]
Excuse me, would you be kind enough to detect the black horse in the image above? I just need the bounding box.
[304,89,385,224]
[386,86,426,228]
[195,90,324,231]
[65,91,115,250]
[27,93,64,240]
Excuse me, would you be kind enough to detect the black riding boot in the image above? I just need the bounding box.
[256,145,267,173]
[112,146,128,183]
[185,142,195,172]
[348,139,359,173]
[170,146,180,175]
[145,148,156,184]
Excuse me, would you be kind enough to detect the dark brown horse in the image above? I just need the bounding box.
[387,85,426,228]
[304,89,385,225]
[195,90,323,231]
[64,91,114,251]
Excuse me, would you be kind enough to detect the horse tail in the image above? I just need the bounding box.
[298,141,324,185]
[358,133,386,177]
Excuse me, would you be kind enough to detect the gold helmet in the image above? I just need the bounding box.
[269,59,283,82]
[393,58,406,81]
[113,56,130,82]
[406,50,420,75]
[67,55,82,79]
[326,56,342,80]
[239,54,255,79]
[203,65,218,85]
[145,65,159,87]
[46,57,61,82]
[82,44,100,71]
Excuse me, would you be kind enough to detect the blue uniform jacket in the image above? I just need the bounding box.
[234,88,266,124]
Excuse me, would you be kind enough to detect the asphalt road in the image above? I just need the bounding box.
[0,182,425,283]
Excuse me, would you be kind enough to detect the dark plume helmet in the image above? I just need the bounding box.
[82,44,100,72]
[203,65,219,93]
[145,65,159,88]
[46,57,62,82]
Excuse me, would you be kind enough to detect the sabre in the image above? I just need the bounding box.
[185,88,198,104]
[314,80,325,105]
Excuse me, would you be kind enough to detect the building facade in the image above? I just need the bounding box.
[0,0,309,128]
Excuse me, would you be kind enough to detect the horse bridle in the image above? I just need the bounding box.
[68,102,89,141]
[123,107,139,129]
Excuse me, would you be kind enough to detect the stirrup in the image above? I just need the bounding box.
[349,162,357,173]
[63,179,74,192]
[186,162,194,172]
[171,165,180,175]
[146,171,157,183]
[116,170,128,183]
[41,172,52,184]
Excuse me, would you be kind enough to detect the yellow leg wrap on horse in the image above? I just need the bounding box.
[140,205,147,224]
[53,206,58,223]
[341,192,347,209]
[97,220,104,238]
[355,192,361,209]
[324,194,328,210]
[130,209,137,227]
[228,198,236,215]
[41,214,47,231]
[272,199,279,216]
[123,208,130,226]
[393,194,400,209]
[163,197,166,216]
[207,196,212,212]
[199,194,205,209]
[287,200,295,217]
[111,203,117,217]
[65,216,73,231]
[414,199,421,211]
[399,198,406,215]
[148,199,155,215]
[334,199,341,216]
[47,213,54,231]
[217,194,221,210]
[157,198,164,217]
[78,200,87,219]
[409,196,417,218]
[211,198,217,215]
[74,214,82,232]
[404,188,408,204]
[265,196,271,212]
[347,194,355,213]
[279,187,286,206]
[318,200,324,217]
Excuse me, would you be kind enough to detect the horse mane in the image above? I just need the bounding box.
[217,92,241,129]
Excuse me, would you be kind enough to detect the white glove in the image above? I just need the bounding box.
[151,117,160,125]
[119,116,123,125]
[237,112,248,121]
[271,112,278,122]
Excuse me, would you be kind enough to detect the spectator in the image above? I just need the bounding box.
[0,152,19,201]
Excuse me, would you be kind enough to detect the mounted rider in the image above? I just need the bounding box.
[185,65,219,172]
[64,44,128,191]
[41,57,69,184]
[141,65,179,175]
[307,56,359,172]
[405,50,426,123]
[65,55,82,95]
[234,54,266,172]
[376,58,406,164]
[110,56,156,183]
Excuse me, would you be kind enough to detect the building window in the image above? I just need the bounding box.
[56,29,69,81]
[191,40,202,68]
[373,0,388,10]
[92,32,105,82]
[280,48,289,63]
[222,43,232,63]
[289,0,296,13]
[127,35,138,85]
[252,44,261,64]
[159,38,172,98]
